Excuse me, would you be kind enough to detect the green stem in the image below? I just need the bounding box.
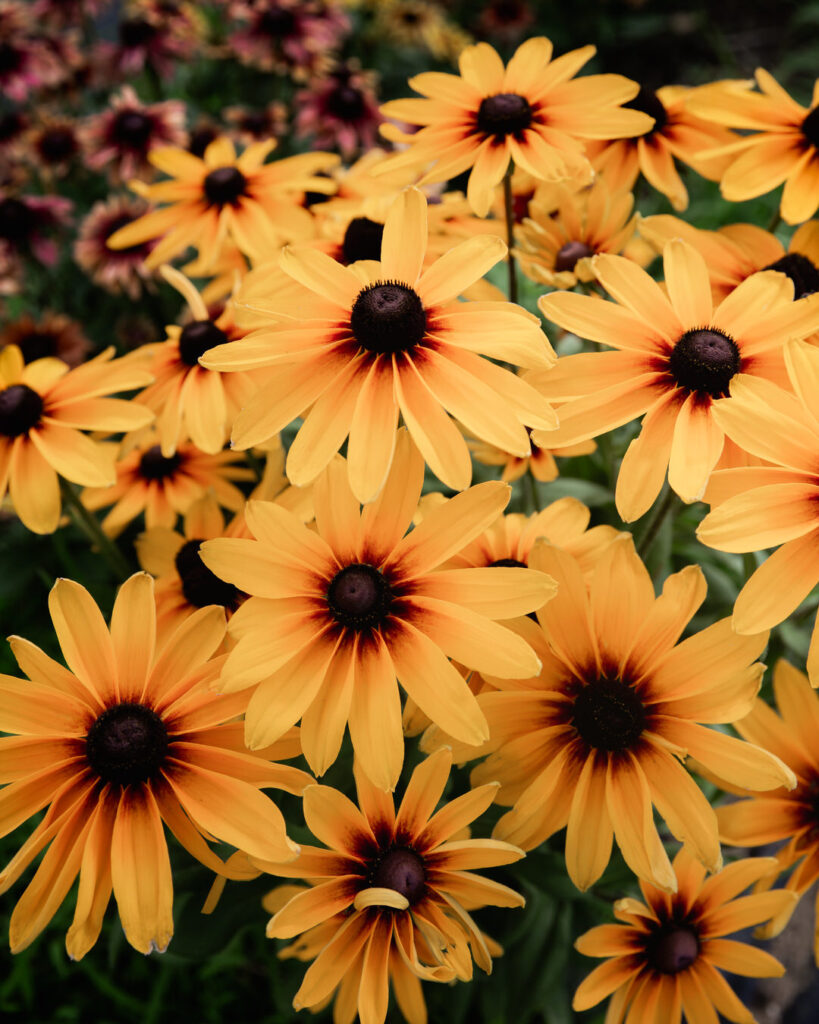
[244,449,265,483]
[635,485,681,561]
[502,172,518,305]
[767,208,781,233]
[526,469,540,514]
[59,479,131,580]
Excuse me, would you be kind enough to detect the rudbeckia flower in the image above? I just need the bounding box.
[106,136,338,272]
[0,344,152,534]
[533,239,819,521]
[468,428,596,484]
[199,432,555,790]
[81,428,253,536]
[0,573,310,959]
[0,310,90,368]
[378,38,652,217]
[697,339,819,687]
[204,188,557,502]
[467,537,794,891]
[716,660,819,964]
[584,84,737,211]
[573,848,793,1023]
[74,195,157,300]
[689,70,819,225]
[259,749,525,1023]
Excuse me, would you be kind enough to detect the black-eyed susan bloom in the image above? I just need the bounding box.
[258,749,525,1024]
[0,344,152,534]
[533,239,819,522]
[472,537,794,891]
[0,573,310,959]
[106,136,338,271]
[200,432,556,791]
[377,38,653,216]
[203,187,557,503]
[573,848,793,1023]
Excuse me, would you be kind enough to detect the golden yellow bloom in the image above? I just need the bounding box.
[698,339,819,686]
[464,537,794,890]
[0,344,152,534]
[106,136,338,271]
[258,749,525,1024]
[533,239,819,521]
[690,70,819,224]
[378,38,652,216]
[713,660,819,969]
[200,433,555,790]
[468,428,595,483]
[204,188,557,502]
[0,574,309,959]
[573,848,792,1023]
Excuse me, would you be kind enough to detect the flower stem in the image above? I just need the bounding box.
[502,172,518,305]
[59,478,131,580]
[526,469,540,514]
[244,449,265,483]
[635,484,681,561]
[767,208,781,233]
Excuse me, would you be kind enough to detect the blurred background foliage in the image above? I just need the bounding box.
[2,0,819,1021]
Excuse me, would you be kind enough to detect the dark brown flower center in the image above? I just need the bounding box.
[571,677,646,751]
[86,702,169,786]
[554,240,594,273]
[178,319,228,366]
[342,217,384,264]
[0,197,30,243]
[327,563,393,630]
[489,557,527,568]
[327,83,366,121]
[802,106,819,150]
[259,4,296,35]
[350,282,426,355]
[38,127,77,164]
[203,166,247,207]
[369,847,426,904]
[119,17,157,48]
[647,925,699,974]
[0,384,43,436]
[240,110,270,135]
[112,109,154,149]
[476,92,533,138]
[625,85,668,136]
[763,252,819,299]
[0,111,26,143]
[668,328,740,398]
[139,445,182,480]
[0,42,22,75]
[16,330,58,363]
[175,538,241,609]
[188,126,219,158]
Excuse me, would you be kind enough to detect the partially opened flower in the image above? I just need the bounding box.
[107,137,338,272]
[258,749,525,1023]
[0,573,310,959]
[0,344,152,534]
[378,37,652,216]
[716,660,819,964]
[573,848,793,1023]
[200,432,555,790]
[698,339,819,686]
[533,239,819,521]
[690,70,819,225]
[204,187,557,502]
[478,537,794,891]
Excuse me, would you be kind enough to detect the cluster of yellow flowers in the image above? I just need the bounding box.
[5,34,819,1024]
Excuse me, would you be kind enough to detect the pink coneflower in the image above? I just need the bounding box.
[105,0,202,81]
[0,310,91,367]
[227,0,349,79]
[223,102,287,146]
[295,62,382,158]
[473,0,535,45]
[0,1,63,101]
[82,86,186,182]
[0,189,71,270]
[74,195,156,300]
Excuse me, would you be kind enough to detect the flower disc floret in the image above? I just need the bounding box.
[475,92,533,138]
[85,702,169,786]
[350,281,427,354]
[554,240,594,273]
[763,252,819,298]
[178,319,229,366]
[668,328,740,397]
[571,677,646,752]
[327,563,393,630]
[203,166,247,207]
[112,110,154,149]
[368,846,426,904]
[0,384,43,437]
[175,539,240,609]
[646,925,699,975]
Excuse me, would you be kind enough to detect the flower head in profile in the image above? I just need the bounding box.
[0,311,90,368]
[259,749,525,1024]
[200,432,555,790]
[379,38,652,216]
[0,344,152,534]
[697,339,819,687]
[74,195,157,300]
[205,188,556,502]
[690,70,819,225]
[716,660,819,965]
[585,83,737,211]
[573,848,793,1023]
[106,137,338,272]
[534,239,819,521]
[0,573,310,959]
[467,537,794,891]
